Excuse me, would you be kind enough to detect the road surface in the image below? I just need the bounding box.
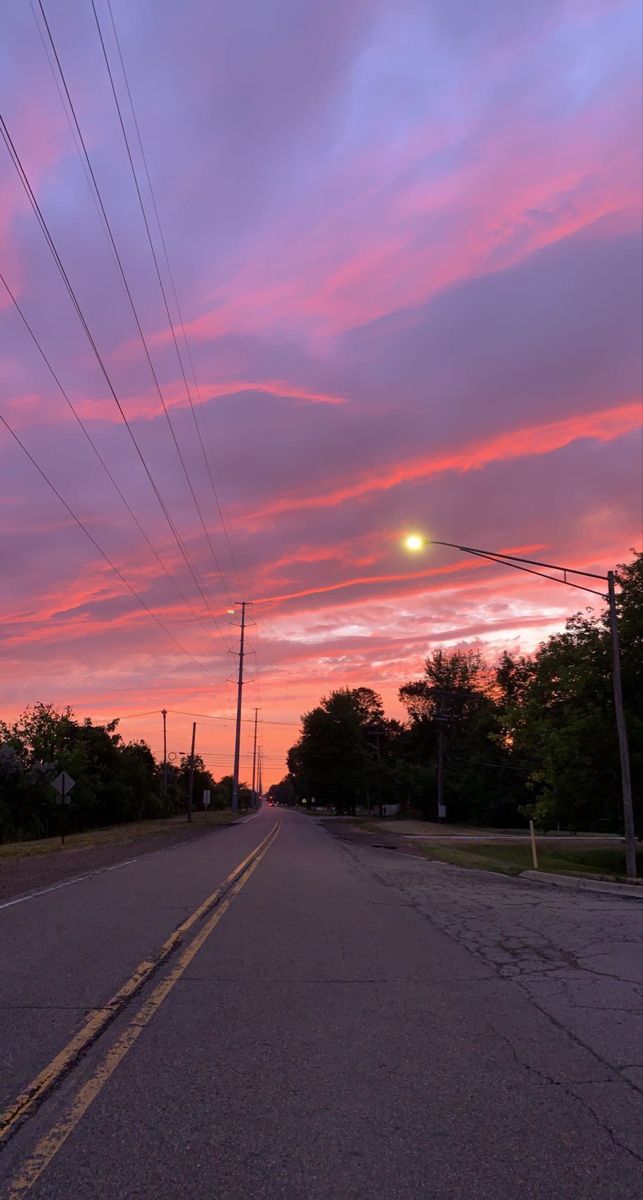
[0,806,641,1198]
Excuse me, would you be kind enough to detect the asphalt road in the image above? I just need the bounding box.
[1,806,641,1199]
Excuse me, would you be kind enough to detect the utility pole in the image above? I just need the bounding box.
[187,721,196,824]
[231,602,248,814]
[435,690,451,823]
[437,724,444,823]
[251,707,259,807]
[161,708,167,798]
[366,731,382,817]
[608,571,636,878]
[257,746,263,802]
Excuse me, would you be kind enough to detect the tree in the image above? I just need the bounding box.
[0,704,161,841]
[399,648,520,825]
[174,753,216,813]
[511,552,642,832]
[268,776,296,806]
[212,774,252,810]
[287,687,396,815]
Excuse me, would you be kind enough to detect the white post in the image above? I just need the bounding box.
[529,819,539,870]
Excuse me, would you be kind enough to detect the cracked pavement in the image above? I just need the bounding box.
[341,837,643,1164]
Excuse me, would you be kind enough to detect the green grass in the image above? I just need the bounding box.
[0,810,236,861]
[415,841,643,882]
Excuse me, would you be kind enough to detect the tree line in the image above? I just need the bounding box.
[0,704,253,843]
[274,552,642,832]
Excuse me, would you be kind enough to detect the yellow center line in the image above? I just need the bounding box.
[6,818,280,1199]
[0,819,280,1145]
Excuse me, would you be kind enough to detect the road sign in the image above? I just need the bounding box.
[52,772,75,805]
[203,790,211,808]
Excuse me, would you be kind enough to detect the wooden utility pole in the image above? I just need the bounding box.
[231,603,248,813]
[608,571,636,878]
[251,707,259,806]
[437,723,444,823]
[161,708,167,798]
[187,721,196,823]
[256,746,263,802]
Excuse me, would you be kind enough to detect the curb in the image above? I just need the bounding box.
[520,869,643,900]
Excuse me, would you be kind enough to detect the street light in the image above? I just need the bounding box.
[403,535,637,879]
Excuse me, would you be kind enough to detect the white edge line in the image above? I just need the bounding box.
[0,857,139,913]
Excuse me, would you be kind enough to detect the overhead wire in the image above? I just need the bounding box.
[0,412,216,679]
[29,0,111,244]
[40,0,232,605]
[0,269,229,649]
[99,0,264,739]
[32,0,233,649]
[1,9,269,751]
[0,110,226,645]
[103,0,243,595]
[167,709,299,727]
[99,0,243,596]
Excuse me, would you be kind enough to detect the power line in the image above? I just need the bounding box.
[0,109,224,644]
[100,0,243,596]
[167,709,300,727]
[196,754,285,765]
[0,413,216,679]
[28,4,232,647]
[29,0,111,243]
[111,710,161,720]
[32,2,233,638]
[100,1,259,718]
[0,269,226,648]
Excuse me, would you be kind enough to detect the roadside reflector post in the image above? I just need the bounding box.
[529,819,539,870]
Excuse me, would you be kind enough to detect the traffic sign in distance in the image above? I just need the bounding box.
[52,772,75,804]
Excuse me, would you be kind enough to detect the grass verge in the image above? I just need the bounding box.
[0,811,236,862]
[414,841,643,882]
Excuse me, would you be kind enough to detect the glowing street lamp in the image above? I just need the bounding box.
[403,533,425,553]
[402,534,637,879]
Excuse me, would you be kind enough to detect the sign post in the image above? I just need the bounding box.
[51,772,75,844]
[203,790,211,810]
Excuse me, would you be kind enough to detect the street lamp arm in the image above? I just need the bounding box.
[431,541,607,583]
[437,544,606,598]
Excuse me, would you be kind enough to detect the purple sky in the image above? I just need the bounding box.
[1,0,641,781]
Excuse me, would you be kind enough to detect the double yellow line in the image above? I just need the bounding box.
[2,819,280,1198]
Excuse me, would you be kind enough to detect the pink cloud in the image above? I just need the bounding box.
[242,402,640,523]
[138,71,640,349]
[66,377,347,424]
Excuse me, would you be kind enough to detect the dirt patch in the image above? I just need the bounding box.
[318,820,426,860]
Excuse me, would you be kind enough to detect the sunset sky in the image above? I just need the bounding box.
[0,0,641,785]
